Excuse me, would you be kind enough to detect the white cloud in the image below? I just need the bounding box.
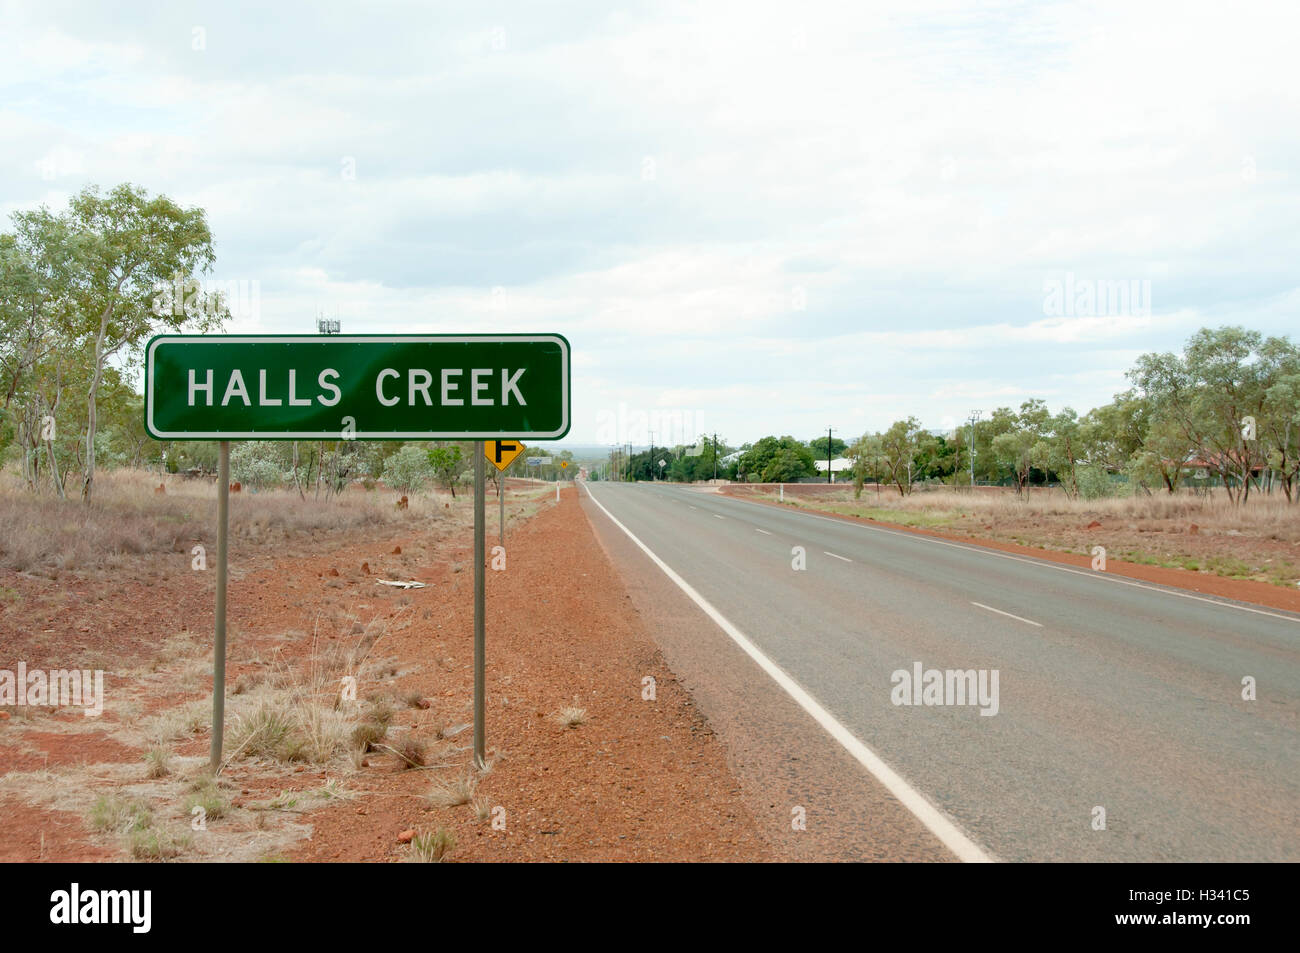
[3,0,1299,443]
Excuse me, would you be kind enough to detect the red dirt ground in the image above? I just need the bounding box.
[1,486,771,862]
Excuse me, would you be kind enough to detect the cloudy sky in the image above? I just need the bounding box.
[3,0,1298,448]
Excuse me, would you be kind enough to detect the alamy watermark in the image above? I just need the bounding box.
[151,274,261,322]
[50,883,150,933]
[0,664,104,716]
[890,662,999,716]
[1043,272,1151,318]
[594,401,702,446]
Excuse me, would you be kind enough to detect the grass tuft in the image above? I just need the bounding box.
[407,828,455,862]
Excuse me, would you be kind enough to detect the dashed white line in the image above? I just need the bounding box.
[971,601,1043,627]
[754,528,772,535]
[716,495,1300,625]
[581,482,994,864]
[823,551,852,562]
[713,514,725,520]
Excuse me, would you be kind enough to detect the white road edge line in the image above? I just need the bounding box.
[718,495,1300,625]
[971,601,1043,628]
[582,483,994,864]
[823,551,852,562]
[754,528,772,535]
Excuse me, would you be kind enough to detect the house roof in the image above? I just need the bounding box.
[814,457,854,472]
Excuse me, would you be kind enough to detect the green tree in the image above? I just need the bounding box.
[739,436,815,482]
[847,432,883,499]
[991,400,1051,494]
[1031,407,1082,498]
[426,442,467,497]
[230,441,286,491]
[385,445,434,496]
[1127,416,1195,494]
[879,417,924,496]
[1129,327,1285,502]
[43,184,228,501]
[808,435,847,460]
[1257,338,1300,501]
[1079,390,1149,474]
[762,447,811,482]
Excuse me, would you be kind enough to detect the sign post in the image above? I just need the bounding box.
[210,440,229,774]
[473,442,486,769]
[484,440,525,548]
[143,333,570,776]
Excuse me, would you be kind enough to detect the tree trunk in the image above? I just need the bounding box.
[292,441,305,500]
[44,426,64,501]
[82,315,110,504]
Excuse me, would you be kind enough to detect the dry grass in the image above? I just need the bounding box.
[143,747,172,779]
[555,697,588,728]
[407,828,455,863]
[349,698,394,752]
[740,484,1300,586]
[758,485,1300,537]
[128,825,192,860]
[383,732,428,769]
[88,794,153,834]
[0,467,452,574]
[223,685,355,766]
[184,776,232,820]
[425,773,478,808]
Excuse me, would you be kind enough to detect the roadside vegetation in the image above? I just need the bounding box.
[1,182,572,520]
[603,327,1300,509]
[731,484,1300,588]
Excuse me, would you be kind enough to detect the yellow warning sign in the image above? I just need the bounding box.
[560,460,568,469]
[485,440,526,471]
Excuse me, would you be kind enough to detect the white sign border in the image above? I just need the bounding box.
[145,334,570,440]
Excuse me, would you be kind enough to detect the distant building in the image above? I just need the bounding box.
[813,457,853,473]
[814,457,854,482]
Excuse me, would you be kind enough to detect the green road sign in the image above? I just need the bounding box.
[144,333,570,440]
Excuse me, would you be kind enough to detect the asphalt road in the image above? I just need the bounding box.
[581,482,1300,862]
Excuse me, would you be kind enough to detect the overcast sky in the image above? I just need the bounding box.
[3,0,1298,448]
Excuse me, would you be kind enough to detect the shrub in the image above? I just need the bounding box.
[1076,465,1115,500]
[383,446,434,496]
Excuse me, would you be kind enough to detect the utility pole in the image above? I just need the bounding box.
[826,427,834,484]
[713,433,719,481]
[967,410,982,490]
[648,431,655,482]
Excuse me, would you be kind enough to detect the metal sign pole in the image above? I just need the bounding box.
[473,441,486,769]
[210,440,230,774]
[499,468,505,548]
